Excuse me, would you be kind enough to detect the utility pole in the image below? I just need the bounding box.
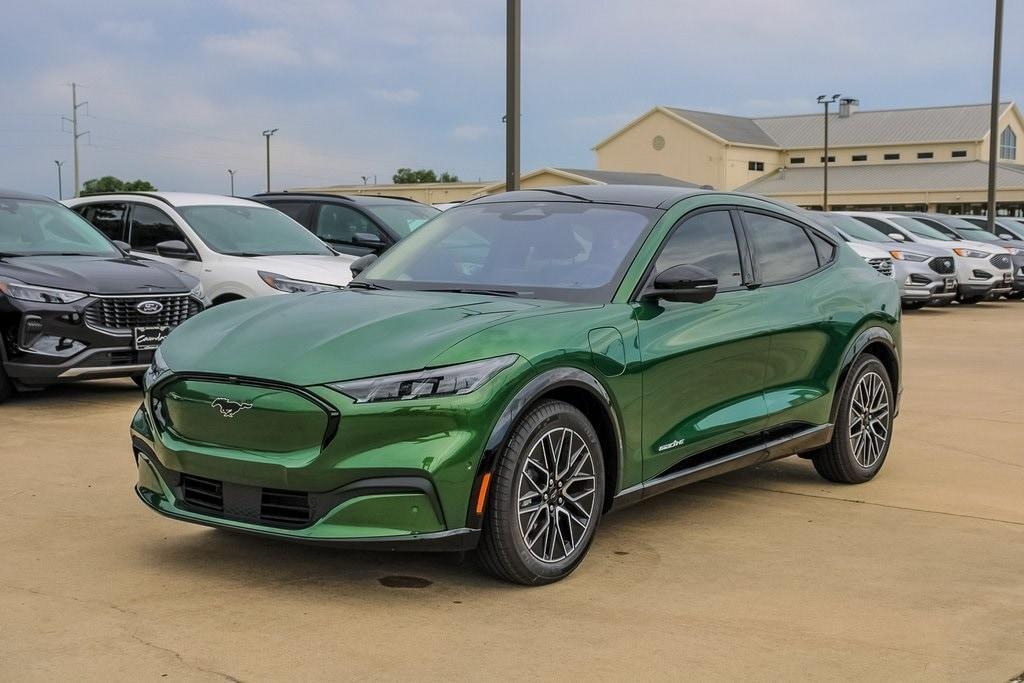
[262,129,278,192]
[62,83,89,197]
[227,169,236,196]
[816,94,840,211]
[54,160,64,200]
[505,0,521,191]
[986,0,1004,231]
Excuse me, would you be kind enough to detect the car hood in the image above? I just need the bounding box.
[228,253,356,286]
[160,289,586,386]
[914,237,1000,255]
[0,255,195,295]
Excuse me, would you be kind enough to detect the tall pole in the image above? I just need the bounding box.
[505,0,521,191]
[227,169,236,196]
[54,161,64,200]
[63,83,89,197]
[262,128,278,192]
[817,93,840,211]
[986,0,1004,230]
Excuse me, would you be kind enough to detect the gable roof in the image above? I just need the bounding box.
[737,160,1024,195]
[480,167,704,194]
[665,108,780,147]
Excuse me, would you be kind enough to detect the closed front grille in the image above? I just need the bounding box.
[84,295,200,331]
[990,253,1012,269]
[260,488,311,526]
[181,474,223,512]
[866,257,894,278]
[929,256,955,274]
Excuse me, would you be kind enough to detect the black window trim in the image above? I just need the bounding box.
[735,207,837,288]
[629,205,752,302]
[852,154,868,162]
[951,150,967,158]
[125,201,203,261]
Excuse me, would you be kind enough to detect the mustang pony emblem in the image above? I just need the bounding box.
[211,398,253,418]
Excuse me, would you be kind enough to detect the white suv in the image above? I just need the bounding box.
[840,211,1013,303]
[65,193,355,305]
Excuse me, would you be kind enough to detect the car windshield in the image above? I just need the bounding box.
[888,216,952,241]
[365,203,441,238]
[359,201,661,302]
[0,198,120,257]
[177,205,334,256]
[952,225,1002,243]
[994,218,1024,238]
[823,213,889,243]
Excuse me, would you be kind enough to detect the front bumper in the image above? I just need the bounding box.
[895,260,957,304]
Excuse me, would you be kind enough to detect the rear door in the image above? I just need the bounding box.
[267,201,315,230]
[77,202,127,241]
[636,207,770,480]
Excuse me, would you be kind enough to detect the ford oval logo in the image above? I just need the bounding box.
[136,300,164,315]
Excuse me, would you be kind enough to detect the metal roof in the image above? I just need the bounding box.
[65,191,264,208]
[663,103,1014,149]
[469,184,709,208]
[737,160,1024,195]
[553,168,702,188]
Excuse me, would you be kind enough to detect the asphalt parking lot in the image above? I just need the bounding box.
[2,303,1023,681]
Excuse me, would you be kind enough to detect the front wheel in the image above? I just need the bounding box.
[0,362,14,404]
[811,355,894,484]
[477,400,605,585]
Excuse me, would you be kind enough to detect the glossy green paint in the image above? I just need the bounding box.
[132,191,900,544]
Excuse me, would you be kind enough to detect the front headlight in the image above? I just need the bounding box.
[142,347,171,390]
[888,250,929,262]
[0,279,87,304]
[258,271,342,294]
[953,248,990,259]
[327,354,518,403]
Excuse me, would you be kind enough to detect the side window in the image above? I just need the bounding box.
[810,232,836,265]
[743,211,820,283]
[655,210,743,288]
[82,202,127,241]
[271,201,313,228]
[855,216,899,237]
[128,204,186,253]
[314,204,383,245]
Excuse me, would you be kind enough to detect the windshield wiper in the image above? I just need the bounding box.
[347,281,390,291]
[423,287,521,297]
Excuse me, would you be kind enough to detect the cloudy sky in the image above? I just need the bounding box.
[2,0,1021,198]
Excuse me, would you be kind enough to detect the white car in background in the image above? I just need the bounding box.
[839,211,1013,304]
[65,193,355,305]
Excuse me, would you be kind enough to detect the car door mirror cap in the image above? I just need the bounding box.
[641,264,719,304]
[112,240,131,253]
[350,253,378,277]
[887,232,906,242]
[155,240,198,260]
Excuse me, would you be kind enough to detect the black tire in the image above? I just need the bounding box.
[0,362,14,404]
[812,355,894,484]
[901,301,928,310]
[477,400,605,585]
[131,374,145,390]
[959,296,983,305]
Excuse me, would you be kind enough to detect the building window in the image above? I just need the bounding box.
[884,153,900,160]
[819,155,835,163]
[917,152,934,159]
[952,150,967,158]
[748,161,764,171]
[852,154,867,162]
[1000,126,1017,160]
[790,157,805,164]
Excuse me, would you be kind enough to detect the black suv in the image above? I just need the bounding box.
[0,190,206,401]
[253,192,440,256]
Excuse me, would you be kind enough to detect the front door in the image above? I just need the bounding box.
[636,208,770,480]
[126,203,203,280]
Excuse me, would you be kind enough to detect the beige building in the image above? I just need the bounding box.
[479,167,702,195]
[595,102,1024,213]
[287,180,489,204]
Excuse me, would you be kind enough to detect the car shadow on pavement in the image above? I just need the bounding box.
[5,378,141,406]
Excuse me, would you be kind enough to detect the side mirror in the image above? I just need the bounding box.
[887,232,906,242]
[641,264,718,304]
[155,240,198,260]
[349,253,378,277]
[112,240,131,253]
[352,232,386,252]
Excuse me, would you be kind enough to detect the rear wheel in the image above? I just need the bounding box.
[901,301,927,310]
[811,355,894,484]
[0,362,14,404]
[477,400,605,585]
[959,296,983,305]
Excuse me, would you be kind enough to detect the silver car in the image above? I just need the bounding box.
[816,212,957,309]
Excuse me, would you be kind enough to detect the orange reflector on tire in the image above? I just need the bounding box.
[475,472,492,515]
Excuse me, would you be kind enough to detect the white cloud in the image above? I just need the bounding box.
[204,29,302,66]
[452,125,490,142]
[370,88,421,105]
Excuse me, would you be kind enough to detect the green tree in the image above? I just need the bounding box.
[392,168,459,184]
[82,176,157,193]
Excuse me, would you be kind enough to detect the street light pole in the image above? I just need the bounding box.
[816,94,840,211]
[54,160,64,200]
[227,169,236,197]
[505,0,521,191]
[262,129,278,192]
[986,0,1004,230]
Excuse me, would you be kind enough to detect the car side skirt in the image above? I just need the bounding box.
[610,423,833,510]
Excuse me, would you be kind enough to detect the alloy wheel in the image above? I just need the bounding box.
[516,427,598,563]
[848,371,890,468]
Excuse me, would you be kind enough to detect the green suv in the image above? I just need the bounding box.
[131,186,900,584]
